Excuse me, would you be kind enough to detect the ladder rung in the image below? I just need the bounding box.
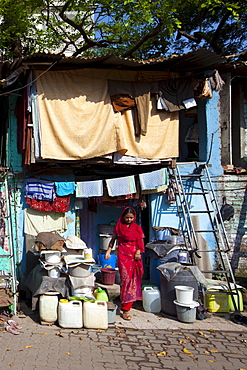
[180,174,202,178]
[194,229,217,233]
[189,210,214,213]
[184,192,209,195]
[0,274,13,278]
[201,270,230,274]
[196,249,230,253]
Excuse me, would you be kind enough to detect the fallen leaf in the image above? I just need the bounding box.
[7,364,13,366]
[37,332,47,335]
[79,337,84,340]
[188,354,194,357]
[186,336,197,343]
[65,352,70,355]
[156,351,171,357]
[179,340,187,344]
[7,346,10,348]
[232,351,238,354]
[210,349,218,353]
[208,360,216,362]
[56,332,64,338]
[109,336,114,340]
[183,348,191,354]
[98,329,105,332]
[25,345,33,349]
[147,345,151,348]
[209,329,215,332]
[197,331,204,335]
[204,350,210,354]
[119,333,127,338]
[98,345,104,348]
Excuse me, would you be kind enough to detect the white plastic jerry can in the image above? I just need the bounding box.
[83,300,108,329]
[39,293,59,323]
[58,300,83,328]
[142,286,161,313]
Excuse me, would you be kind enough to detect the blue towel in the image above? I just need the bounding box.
[76,180,103,198]
[139,168,168,190]
[55,182,76,196]
[106,175,136,197]
[25,177,55,201]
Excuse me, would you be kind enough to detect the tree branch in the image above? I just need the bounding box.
[121,20,163,58]
[177,29,201,43]
[211,10,232,51]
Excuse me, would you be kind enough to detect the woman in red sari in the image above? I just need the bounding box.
[105,207,145,320]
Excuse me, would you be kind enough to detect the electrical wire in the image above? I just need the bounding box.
[0,60,59,98]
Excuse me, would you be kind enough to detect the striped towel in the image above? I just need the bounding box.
[139,168,168,190]
[76,180,103,198]
[106,175,136,197]
[25,177,55,201]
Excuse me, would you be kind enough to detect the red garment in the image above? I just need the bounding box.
[26,195,70,213]
[114,207,145,307]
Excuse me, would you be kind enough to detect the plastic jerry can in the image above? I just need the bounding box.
[39,292,59,323]
[142,285,161,313]
[58,300,83,328]
[83,301,108,329]
[94,287,109,302]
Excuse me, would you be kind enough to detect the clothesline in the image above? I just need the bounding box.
[25,168,169,200]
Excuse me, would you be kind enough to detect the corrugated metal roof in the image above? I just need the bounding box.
[10,48,247,76]
[15,48,227,72]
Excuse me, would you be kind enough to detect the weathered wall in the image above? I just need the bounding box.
[215,175,247,277]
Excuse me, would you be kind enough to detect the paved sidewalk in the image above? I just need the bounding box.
[0,301,246,370]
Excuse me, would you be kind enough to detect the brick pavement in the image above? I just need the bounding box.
[0,307,247,370]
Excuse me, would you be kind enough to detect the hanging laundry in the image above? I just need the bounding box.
[25,177,55,201]
[25,195,70,213]
[24,208,67,235]
[208,70,225,91]
[165,179,183,204]
[0,192,8,252]
[108,80,150,136]
[158,76,195,112]
[194,78,213,99]
[55,181,76,196]
[106,175,136,197]
[76,180,103,198]
[139,168,168,191]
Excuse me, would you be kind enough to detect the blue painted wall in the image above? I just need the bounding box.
[149,92,223,257]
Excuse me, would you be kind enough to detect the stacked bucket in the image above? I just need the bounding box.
[173,285,199,323]
[98,224,118,285]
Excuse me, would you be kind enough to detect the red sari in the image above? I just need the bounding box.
[114,207,145,309]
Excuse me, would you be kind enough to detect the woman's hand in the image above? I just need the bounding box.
[134,250,141,261]
[105,249,111,260]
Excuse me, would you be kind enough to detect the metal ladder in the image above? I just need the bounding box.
[0,173,17,314]
[169,162,240,313]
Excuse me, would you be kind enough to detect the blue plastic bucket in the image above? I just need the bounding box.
[98,253,117,269]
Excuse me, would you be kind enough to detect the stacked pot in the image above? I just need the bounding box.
[64,235,95,298]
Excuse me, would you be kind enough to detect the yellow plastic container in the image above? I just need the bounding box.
[206,288,243,312]
[228,290,243,312]
[206,289,229,312]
